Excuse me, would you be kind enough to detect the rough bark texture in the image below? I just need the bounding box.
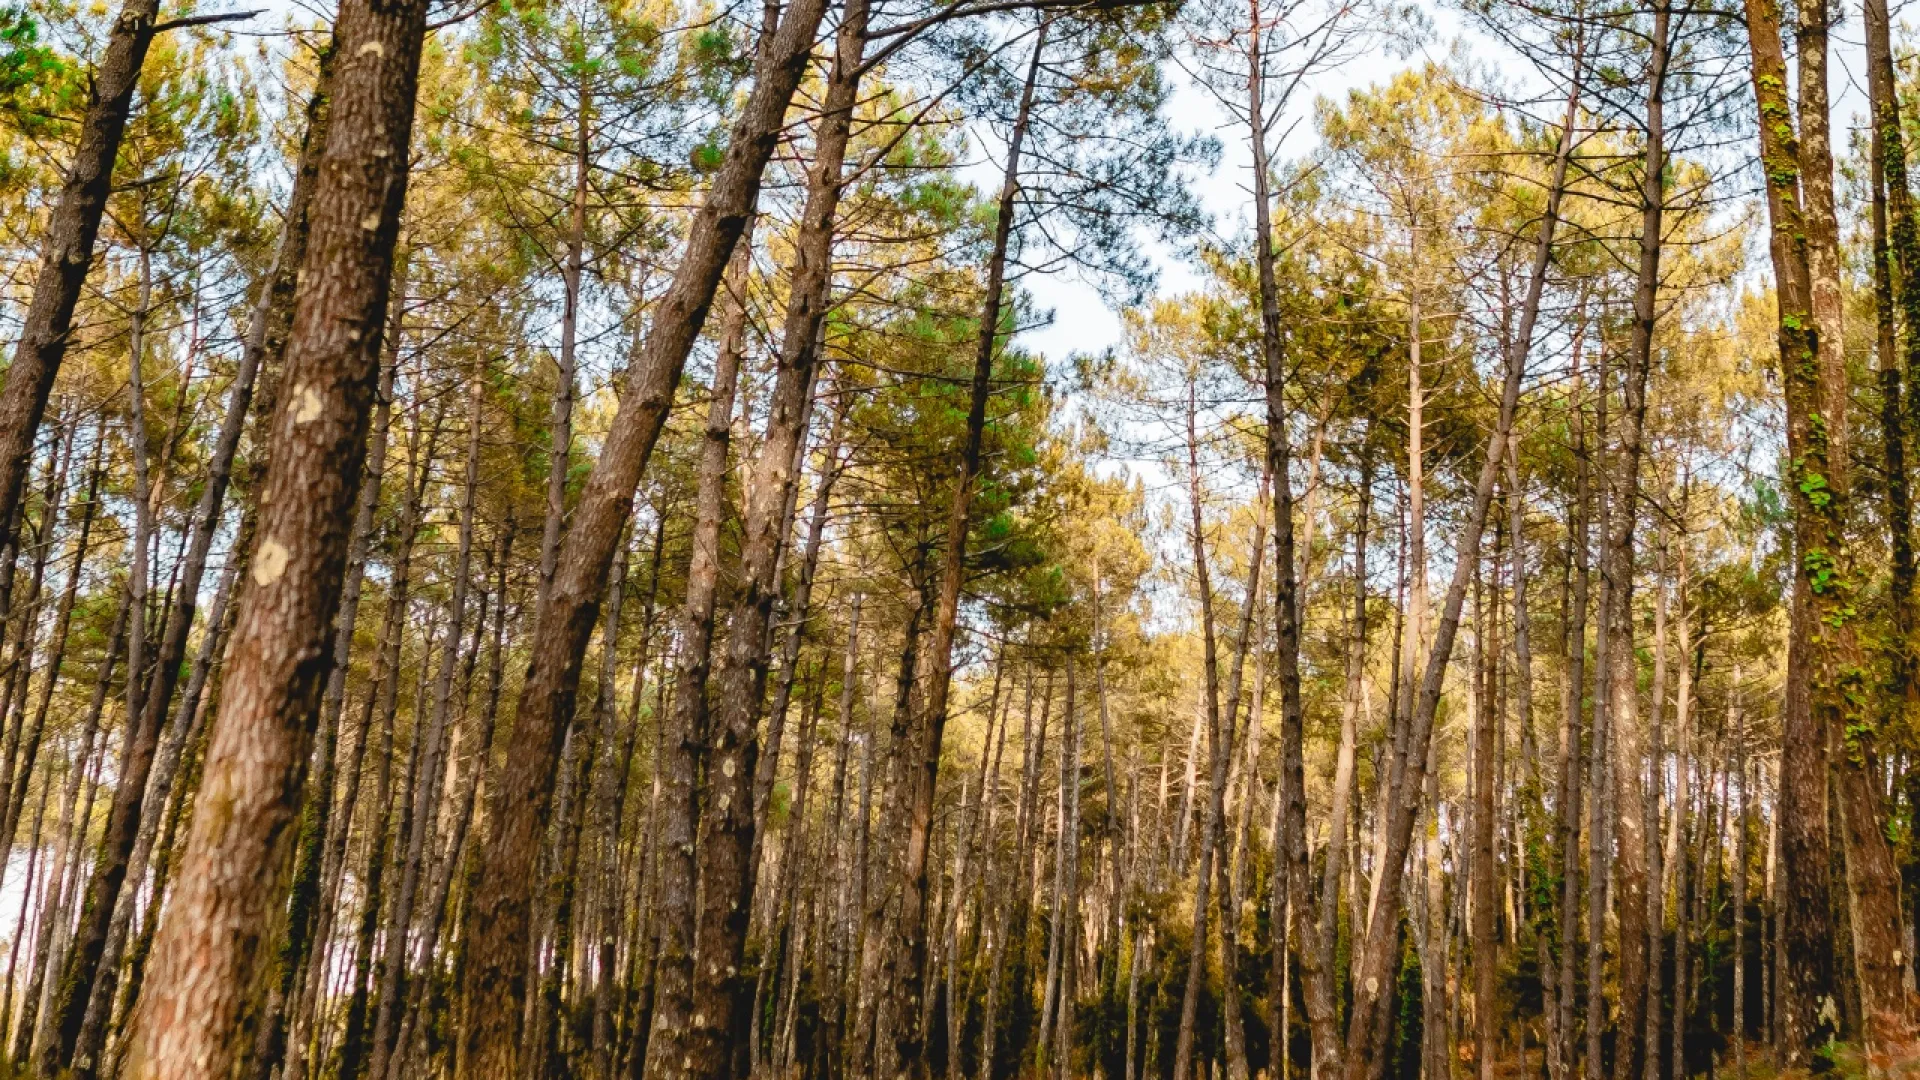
[49,46,338,1080]
[689,3,869,1070]
[119,0,431,1066]
[639,246,751,1080]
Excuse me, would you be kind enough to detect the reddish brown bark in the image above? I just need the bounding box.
[119,0,433,1065]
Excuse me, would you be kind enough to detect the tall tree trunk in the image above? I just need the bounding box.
[0,0,175,548]
[282,281,407,1080]
[590,518,661,1080]
[368,358,487,1080]
[1337,195,1536,1080]
[331,407,439,1080]
[1474,530,1499,1080]
[882,25,1048,1080]
[1742,0,1845,1063]
[121,0,431,1065]
[1606,12,1668,1076]
[1320,446,1372,1012]
[56,55,337,1073]
[1243,3,1340,1072]
[692,3,871,1070]
[1172,379,1234,1080]
[538,70,591,616]
[1555,320,1590,1080]
[1340,42,1577,1080]
[1666,534,1694,1080]
[1840,0,1916,1045]
[459,0,831,1062]
[639,248,752,1080]
[1644,536,1669,1080]
[1867,0,1918,720]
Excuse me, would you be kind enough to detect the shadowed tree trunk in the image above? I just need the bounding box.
[639,242,752,1080]
[1603,12,1666,1077]
[691,0,871,1069]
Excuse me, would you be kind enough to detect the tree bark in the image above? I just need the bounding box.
[120,0,431,1063]
[1605,13,1667,1076]
[0,0,172,552]
[638,244,752,1080]
[1743,0,1845,1061]
[691,3,871,1070]
[53,53,338,1075]
[458,0,831,1063]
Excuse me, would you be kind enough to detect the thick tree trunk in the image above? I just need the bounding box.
[1743,0,1846,1063]
[121,0,432,1064]
[691,4,871,1071]
[282,285,408,1080]
[53,56,338,1076]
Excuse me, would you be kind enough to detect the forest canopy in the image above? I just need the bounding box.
[0,0,1909,1076]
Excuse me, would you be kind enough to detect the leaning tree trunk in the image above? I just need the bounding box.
[639,239,754,1080]
[688,1,871,1069]
[458,0,832,1065]
[119,0,434,1064]
[50,49,338,1080]
[0,0,175,557]
[1338,185,1539,1080]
